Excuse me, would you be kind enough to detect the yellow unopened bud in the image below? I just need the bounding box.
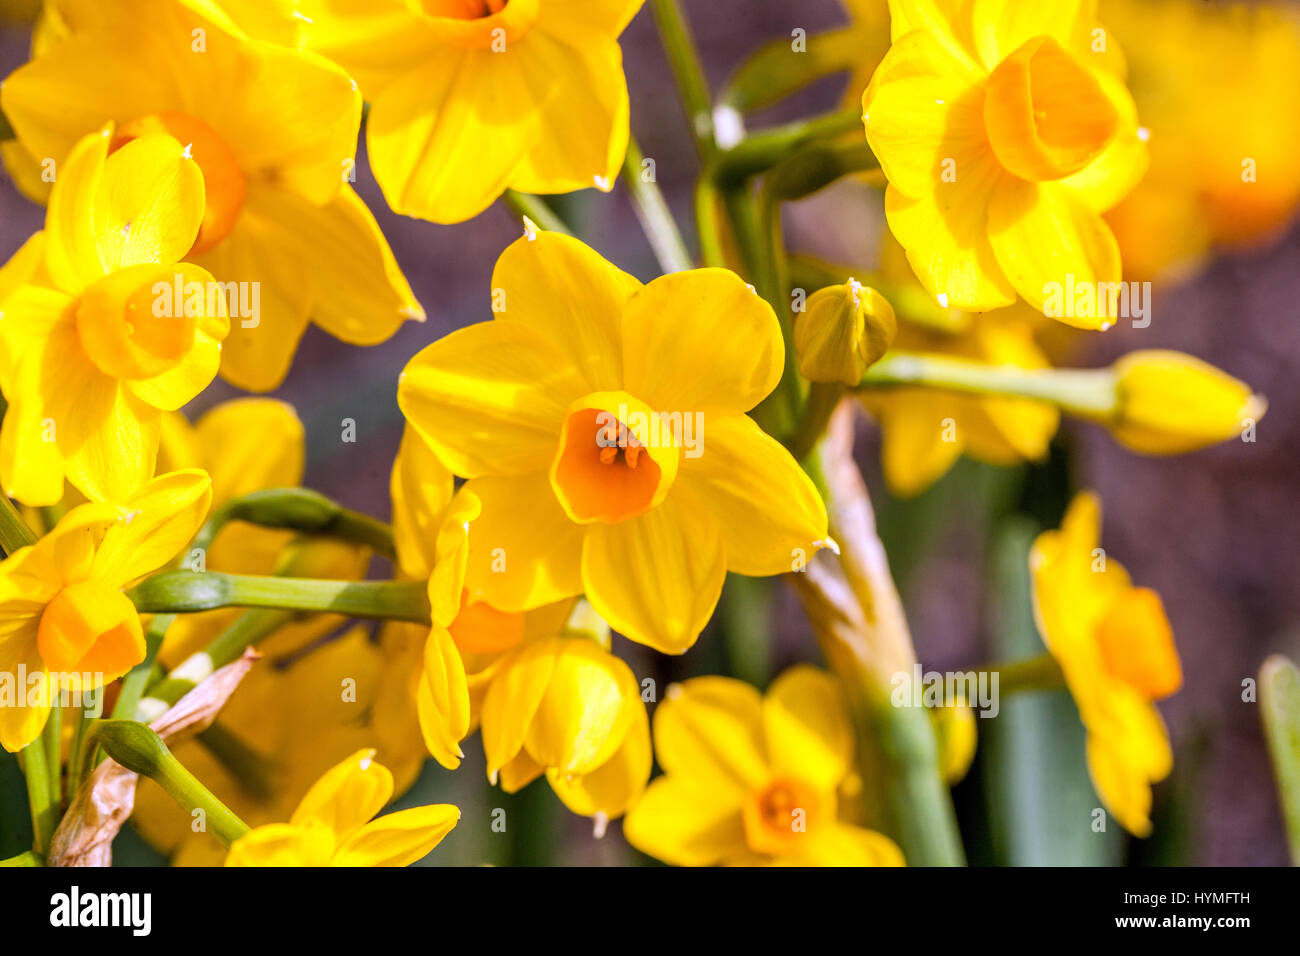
[930,702,977,785]
[795,279,897,385]
[1109,350,1266,454]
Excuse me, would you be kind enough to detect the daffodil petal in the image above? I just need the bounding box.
[290,748,394,844]
[970,0,1086,71]
[679,414,827,576]
[94,133,205,271]
[0,645,50,753]
[582,491,726,654]
[547,701,651,819]
[91,469,212,588]
[416,625,470,770]
[762,665,854,793]
[859,390,965,497]
[195,399,304,505]
[491,231,640,393]
[622,776,748,867]
[652,676,769,793]
[480,638,557,780]
[331,804,460,867]
[61,376,159,505]
[621,269,783,416]
[225,823,334,867]
[987,178,1121,323]
[391,425,455,580]
[399,322,584,479]
[455,474,584,614]
[782,822,906,866]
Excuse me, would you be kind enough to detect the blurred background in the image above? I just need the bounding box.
[1,0,1297,865]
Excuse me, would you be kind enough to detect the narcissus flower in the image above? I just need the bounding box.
[398,232,829,654]
[1030,491,1180,836]
[390,426,650,819]
[225,749,459,866]
[1101,351,1266,456]
[0,469,211,752]
[863,0,1148,318]
[1,0,422,391]
[859,312,1059,496]
[624,666,905,866]
[0,129,228,505]
[298,0,643,223]
[1103,0,1300,280]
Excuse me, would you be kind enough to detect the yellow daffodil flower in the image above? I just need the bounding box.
[397,232,829,654]
[225,748,459,866]
[863,0,1148,318]
[296,0,643,224]
[859,311,1059,496]
[1103,350,1267,455]
[624,666,905,866]
[794,279,897,385]
[391,426,650,819]
[1030,491,1181,836]
[1102,0,1300,280]
[135,625,428,865]
[1,0,423,391]
[0,129,227,505]
[0,469,211,752]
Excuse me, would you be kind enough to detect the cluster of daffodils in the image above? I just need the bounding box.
[0,0,1289,870]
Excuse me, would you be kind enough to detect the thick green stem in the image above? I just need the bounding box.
[85,721,249,847]
[503,190,572,236]
[985,653,1067,695]
[1260,654,1300,864]
[21,740,56,855]
[789,382,844,463]
[127,571,430,624]
[649,0,716,159]
[624,136,694,273]
[861,351,1119,417]
[194,488,395,560]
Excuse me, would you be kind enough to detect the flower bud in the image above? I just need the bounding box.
[1109,350,1266,454]
[795,279,897,385]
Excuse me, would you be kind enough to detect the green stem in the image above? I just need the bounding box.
[194,488,395,560]
[860,351,1119,417]
[85,721,249,847]
[624,137,694,273]
[502,190,572,235]
[0,851,43,866]
[110,614,173,722]
[985,653,1067,695]
[42,706,61,810]
[693,176,728,268]
[712,107,862,187]
[649,0,716,160]
[1260,654,1300,864]
[127,572,430,624]
[21,740,56,854]
[788,381,844,463]
[0,494,38,557]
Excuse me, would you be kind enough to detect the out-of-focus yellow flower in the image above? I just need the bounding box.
[624,666,904,866]
[296,0,643,224]
[931,701,977,784]
[795,279,897,385]
[0,469,210,751]
[863,0,1147,319]
[1102,0,1300,280]
[1,0,423,391]
[1030,491,1180,836]
[225,749,459,866]
[859,312,1059,496]
[1103,350,1266,456]
[391,426,650,819]
[151,397,370,666]
[398,232,828,654]
[134,624,429,865]
[0,129,227,505]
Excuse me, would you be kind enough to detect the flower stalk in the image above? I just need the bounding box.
[193,487,396,560]
[624,136,694,273]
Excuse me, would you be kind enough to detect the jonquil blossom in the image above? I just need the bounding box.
[1,0,423,391]
[0,128,228,505]
[397,232,829,654]
[0,469,211,752]
[298,0,644,223]
[225,749,460,867]
[624,667,905,866]
[1030,491,1181,836]
[862,0,1148,319]
[390,427,650,819]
